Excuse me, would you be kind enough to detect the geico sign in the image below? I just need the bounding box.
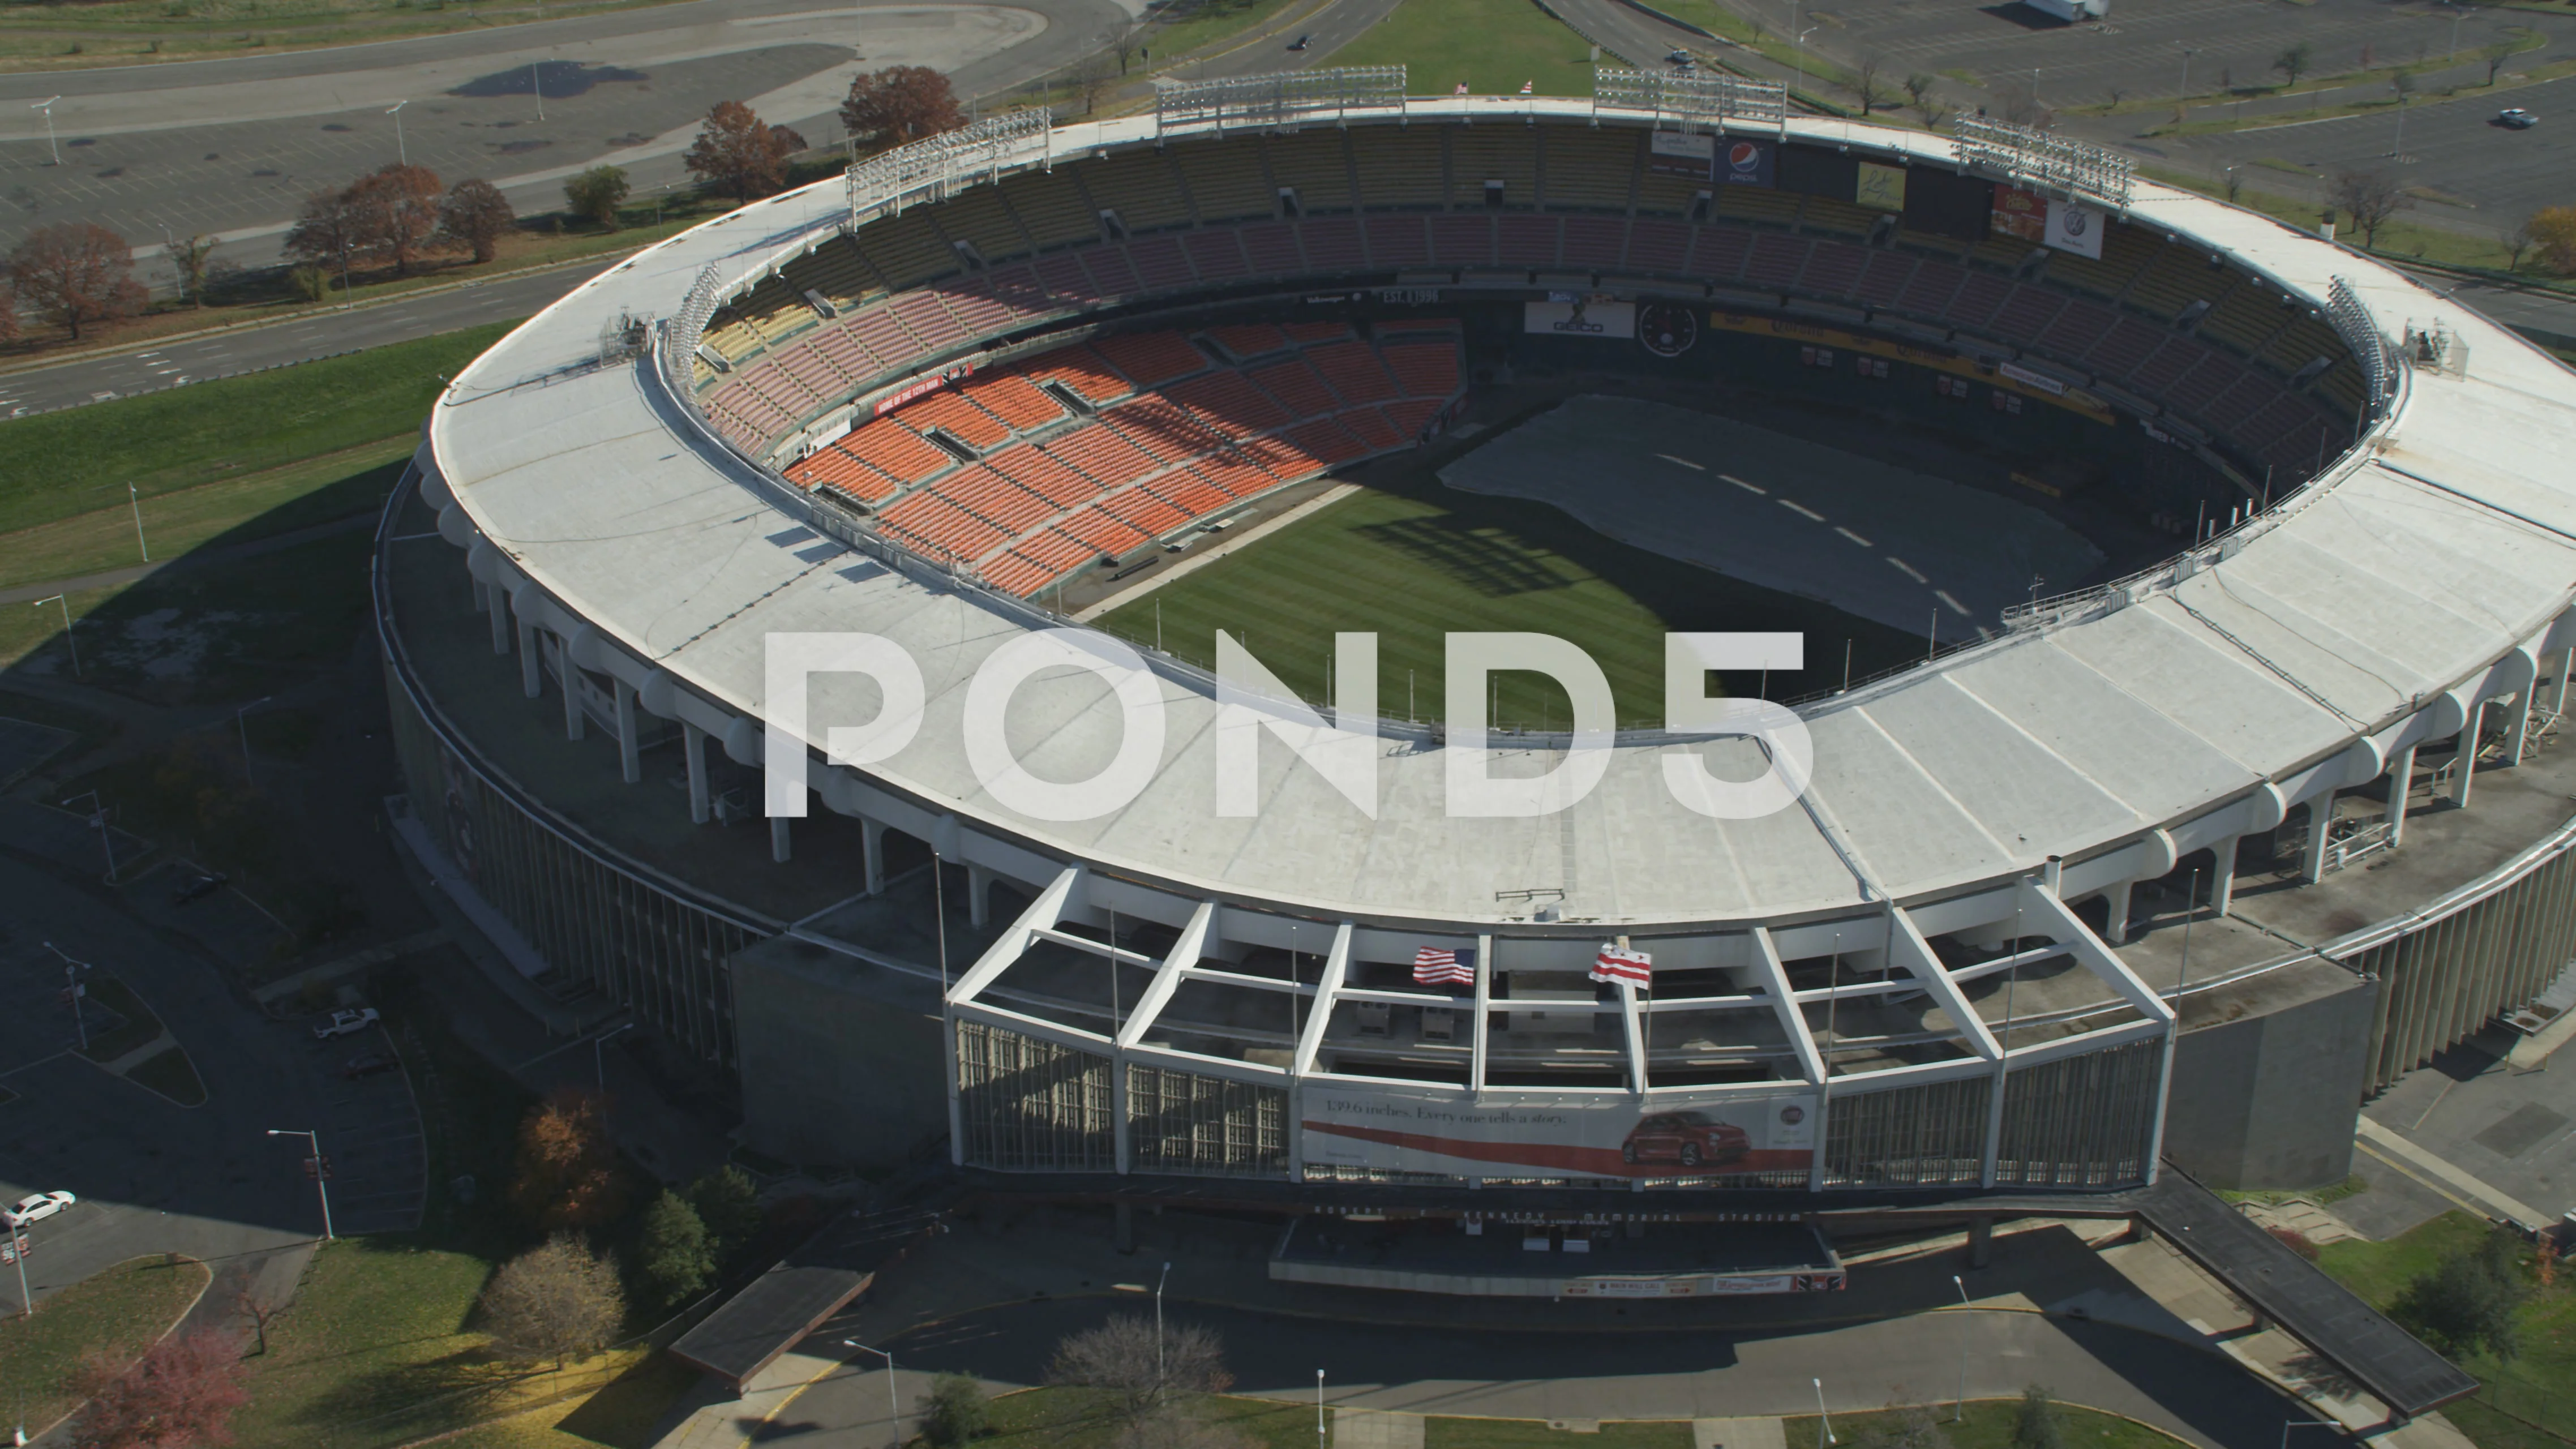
[765,630,1812,824]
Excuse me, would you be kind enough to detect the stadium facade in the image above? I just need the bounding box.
[384,74,2576,1213]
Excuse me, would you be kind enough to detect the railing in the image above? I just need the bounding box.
[1153,66,1407,138]
[2327,276,2395,413]
[845,109,1054,225]
[1951,114,2133,212]
[662,263,722,397]
[1592,66,1788,133]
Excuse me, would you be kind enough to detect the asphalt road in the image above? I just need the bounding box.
[773,1297,2317,1448]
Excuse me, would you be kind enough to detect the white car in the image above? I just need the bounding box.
[312,1007,382,1040]
[6,1191,75,1228]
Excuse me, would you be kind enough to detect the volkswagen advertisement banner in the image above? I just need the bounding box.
[1524,300,1638,339]
[2044,199,2106,259]
[1300,1084,1819,1178]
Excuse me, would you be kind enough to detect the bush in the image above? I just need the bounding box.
[478,1232,626,1367]
[2532,207,2576,275]
[564,165,631,231]
[2011,1384,2064,1449]
[637,1189,715,1306]
[687,1165,763,1262]
[2391,1227,2532,1361]
[921,1372,991,1446]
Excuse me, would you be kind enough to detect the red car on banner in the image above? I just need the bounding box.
[1619,1111,1751,1168]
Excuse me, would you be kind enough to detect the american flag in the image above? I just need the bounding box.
[1519,80,1535,95]
[1591,945,1652,987]
[1413,946,1476,986]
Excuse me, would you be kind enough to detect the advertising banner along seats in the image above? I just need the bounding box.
[1301,1083,1818,1177]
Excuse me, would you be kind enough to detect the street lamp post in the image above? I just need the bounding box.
[533,61,546,122]
[266,1129,335,1240]
[1154,1260,1172,1392]
[58,791,115,882]
[593,1021,635,1091]
[42,943,90,1051]
[1812,1378,1834,1446]
[31,596,77,678]
[388,100,409,165]
[2180,47,2196,96]
[237,696,274,787]
[842,1340,902,1449]
[1315,1370,1326,1447]
[31,97,58,166]
[1952,1275,1972,1421]
[127,483,148,563]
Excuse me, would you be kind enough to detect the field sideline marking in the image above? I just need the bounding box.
[1073,483,1364,623]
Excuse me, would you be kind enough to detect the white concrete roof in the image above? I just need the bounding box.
[427,102,2576,931]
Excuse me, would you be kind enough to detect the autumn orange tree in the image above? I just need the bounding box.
[348,162,445,274]
[439,178,517,263]
[683,101,804,203]
[508,1086,628,1229]
[70,1331,247,1449]
[839,65,966,149]
[8,222,142,341]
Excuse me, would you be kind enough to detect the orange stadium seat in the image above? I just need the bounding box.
[897,390,1011,449]
[1306,341,1400,405]
[963,372,1066,431]
[1379,342,1461,398]
[1204,323,1291,361]
[1249,359,1338,419]
[839,418,954,486]
[1091,331,1210,388]
[1167,371,1293,438]
[988,443,1101,506]
[1025,350,1133,405]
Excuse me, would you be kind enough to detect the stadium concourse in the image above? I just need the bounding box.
[386,77,2570,1367]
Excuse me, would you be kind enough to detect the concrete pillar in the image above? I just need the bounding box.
[2557,650,2573,717]
[560,652,586,743]
[862,817,887,896]
[2508,690,2534,765]
[614,677,641,784]
[487,586,511,655]
[517,619,541,698]
[681,722,709,824]
[967,863,993,929]
[770,814,791,863]
[2100,878,2133,945]
[2301,796,2334,884]
[2385,743,2415,845]
[2208,834,2242,918]
[2450,701,2484,808]
[1968,1215,1994,1268]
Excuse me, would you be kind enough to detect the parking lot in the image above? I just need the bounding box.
[298,1019,428,1238]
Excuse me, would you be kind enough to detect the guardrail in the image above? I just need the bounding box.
[1153,66,1408,138]
[2327,275,2395,413]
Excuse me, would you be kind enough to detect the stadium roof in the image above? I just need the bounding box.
[425,102,2576,931]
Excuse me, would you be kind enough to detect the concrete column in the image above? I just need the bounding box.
[560,653,586,743]
[2557,650,2573,717]
[770,814,791,863]
[967,863,993,929]
[614,677,641,784]
[2450,701,2484,808]
[862,817,887,895]
[682,722,709,824]
[2100,878,2133,945]
[2208,833,2243,918]
[487,586,511,655]
[2385,743,2415,845]
[2508,690,2534,765]
[1967,1215,1994,1269]
[2301,796,2334,884]
[517,619,541,698]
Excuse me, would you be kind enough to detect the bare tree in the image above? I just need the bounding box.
[479,1232,627,1369]
[2483,35,2522,85]
[234,1286,281,1356]
[2329,168,2411,248]
[1113,19,1151,76]
[1074,51,1118,117]
[1853,52,1886,116]
[9,222,143,340]
[1047,1315,1233,1424]
[1904,72,1939,126]
[284,187,365,291]
[2502,215,2536,273]
[439,178,517,263]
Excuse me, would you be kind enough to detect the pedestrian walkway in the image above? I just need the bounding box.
[1692,1421,1784,1449]
[1335,1408,1422,1449]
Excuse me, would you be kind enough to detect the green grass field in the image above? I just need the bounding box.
[1784,1401,2185,1446]
[0,323,505,537]
[0,1256,209,1433]
[2315,1212,2576,1442]
[1326,0,1600,97]
[1094,461,1915,730]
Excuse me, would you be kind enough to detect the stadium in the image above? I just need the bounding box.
[383,68,2576,1279]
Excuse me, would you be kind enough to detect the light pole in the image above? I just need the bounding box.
[387,100,408,165]
[237,696,273,788]
[58,791,115,882]
[2179,47,2196,96]
[6,1222,29,1318]
[31,595,76,678]
[842,1340,902,1449]
[266,1129,335,1241]
[1812,1378,1834,1446]
[1155,1260,1172,1391]
[42,943,89,1051]
[533,61,546,122]
[593,1021,635,1091]
[31,97,58,166]
[1315,1370,1326,1447]
[1952,1275,1971,1421]
[127,482,148,563]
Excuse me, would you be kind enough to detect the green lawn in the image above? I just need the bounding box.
[1426,1419,1688,1449]
[1326,0,1600,97]
[1093,466,1912,730]
[1783,1401,2186,1446]
[2314,1211,2576,1442]
[989,1388,1338,1449]
[0,322,505,536]
[1146,0,1314,62]
[0,1256,209,1432]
